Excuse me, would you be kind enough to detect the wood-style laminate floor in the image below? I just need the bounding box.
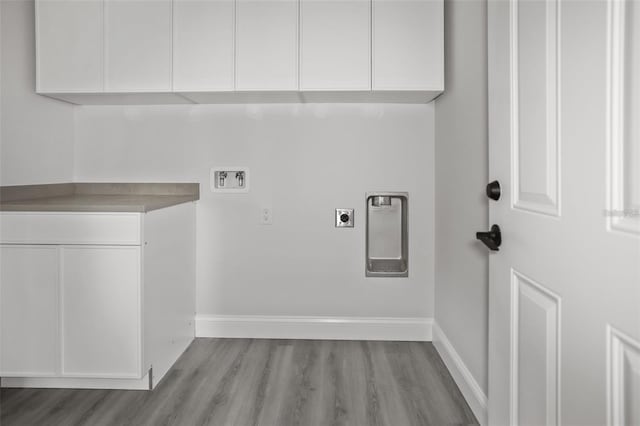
[1,338,478,426]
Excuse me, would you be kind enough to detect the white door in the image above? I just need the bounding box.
[0,246,59,376]
[105,0,173,91]
[235,0,299,90]
[487,0,640,425]
[300,0,371,90]
[60,246,141,378]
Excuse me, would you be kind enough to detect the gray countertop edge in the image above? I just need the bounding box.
[0,197,198,213]
[0,183,200,213]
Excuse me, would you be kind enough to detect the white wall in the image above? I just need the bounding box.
[435,0,489,394]
[74,104,435,320]
[0,0,75,185]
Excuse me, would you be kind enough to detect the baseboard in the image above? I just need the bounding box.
[1,373,151,390]
[433,322,488,426]
[196,315,433,341]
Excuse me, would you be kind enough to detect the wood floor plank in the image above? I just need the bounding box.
[360,341,385,426]
[367,341,416,426]
[0,339,479,426]
[337,341,369,426]
[219,339,275,426]
[253,340,295,426]
[315,340,349,426]
[191,339,253,426]
[275,339,320,426]
[412,342,477,423]
[385,341,449,425]
[164,338,243,426]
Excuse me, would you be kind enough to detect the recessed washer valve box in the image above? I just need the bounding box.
[211,167,249,193]
[336,209,354,227]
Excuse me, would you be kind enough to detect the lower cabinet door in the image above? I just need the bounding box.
[0,245,59,376]
[61,246,141,378]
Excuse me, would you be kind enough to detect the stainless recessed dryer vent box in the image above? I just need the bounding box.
[366,192,408,277]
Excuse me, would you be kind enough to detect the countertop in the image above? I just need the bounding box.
[0,183,199,213]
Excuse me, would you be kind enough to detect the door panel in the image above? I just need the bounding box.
[0,246,59,376]
[623,0,640,212]
[608,326,640,425]
[513,271,560,426]
[608,0,640,235]
[511,0,560,216]
[61,246,141,378]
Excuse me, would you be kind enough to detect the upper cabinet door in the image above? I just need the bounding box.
[300,0,370,91]
[372,0,443,90]
[105,0,172,92]
[173,0,235,91]
[236,0,299,91]
[36,0,103,92]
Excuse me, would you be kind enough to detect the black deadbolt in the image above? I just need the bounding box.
[340,213,350,223]
[486,180,501,201]
[476,224,502,251]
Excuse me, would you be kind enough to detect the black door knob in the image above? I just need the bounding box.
[486,180,501,201]
[476,224,502,251]
[340,214,350,223]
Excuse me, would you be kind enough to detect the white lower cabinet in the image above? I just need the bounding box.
[61,246,141,378]
[0,204,195,390]
[0,246,59,376]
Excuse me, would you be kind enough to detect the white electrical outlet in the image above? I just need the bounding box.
[261,207,272,225]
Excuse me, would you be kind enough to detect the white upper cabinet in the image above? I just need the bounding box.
[105,0,173,92]
[173,0,235,91]
[372,0,443,90]
[36,0,103,92]
[235,0,299,91]
[300,0,370,91]
[35,0,444,102]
